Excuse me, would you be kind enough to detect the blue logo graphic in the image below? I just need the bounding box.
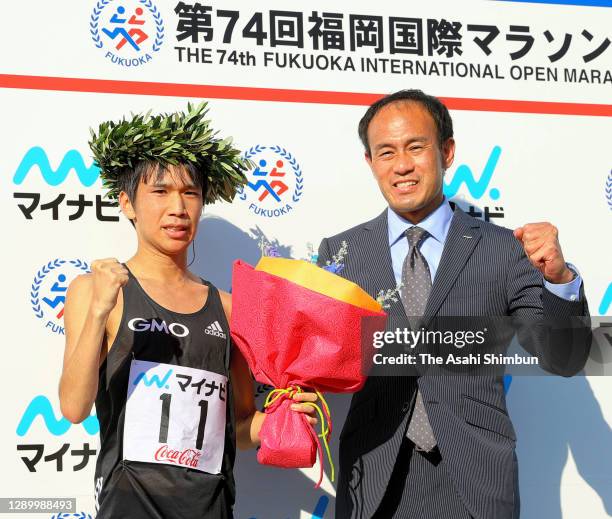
[238,145,304,218]
[133,369,173,389]
[31,259,90,335]
[52,514,93,519]
[91,0,164,67]
[606,170,612,211]
[503,374,513,393]
[311,496,330,518]
[599,283,612,315]
[16,395,99,436]
[13,147,100,187]
[444,146,502,200]
[248,495,329,519]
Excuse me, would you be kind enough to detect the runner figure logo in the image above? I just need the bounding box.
[238,145,304,218]
[31,259,90,335]
[90,0,164,67]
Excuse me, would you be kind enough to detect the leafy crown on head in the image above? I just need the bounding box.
[88,101,252,203]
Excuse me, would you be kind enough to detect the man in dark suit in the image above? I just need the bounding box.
[317,90,590,519]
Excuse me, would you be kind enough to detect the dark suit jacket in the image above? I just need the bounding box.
[317,206,591,519]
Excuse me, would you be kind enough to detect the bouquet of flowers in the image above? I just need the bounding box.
[230,242,387,487]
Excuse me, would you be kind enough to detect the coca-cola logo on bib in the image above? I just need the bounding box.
[154,445,202,468]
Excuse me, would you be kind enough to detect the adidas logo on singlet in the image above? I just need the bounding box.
[204,320,227,339]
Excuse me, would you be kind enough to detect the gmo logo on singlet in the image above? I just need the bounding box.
[128,317,190,337]
[204,320,227,339]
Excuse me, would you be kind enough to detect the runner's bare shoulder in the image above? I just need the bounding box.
[219,289,232,321]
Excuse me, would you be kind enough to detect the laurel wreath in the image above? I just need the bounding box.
[90,0,164,52]
[89,102,251,203]
[31,260,90,319]
[606,169,612,211]
[238,145,303,203]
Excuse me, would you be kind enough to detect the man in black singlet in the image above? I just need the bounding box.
[59,103,318,518]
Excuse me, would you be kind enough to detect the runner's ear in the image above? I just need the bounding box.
[119,191,136,225]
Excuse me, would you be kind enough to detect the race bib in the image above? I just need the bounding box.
[123,360,227,474]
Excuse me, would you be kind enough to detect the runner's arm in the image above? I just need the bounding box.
[59,274,108,423]
[59,259,127,423]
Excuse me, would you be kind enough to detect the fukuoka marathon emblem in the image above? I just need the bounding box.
[606,169,612,212]
[90,0,164,67]
[238,145,304,218]
[31,259,90,336]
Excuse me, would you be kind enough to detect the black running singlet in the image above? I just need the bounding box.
[93,268,236,519]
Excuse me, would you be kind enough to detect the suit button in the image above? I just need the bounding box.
[401,402,410,412]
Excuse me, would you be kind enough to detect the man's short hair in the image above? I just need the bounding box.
[358,89,454,155]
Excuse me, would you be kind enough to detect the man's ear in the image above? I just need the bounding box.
[441,138,456,170]
[365,150,373,169]
[119,191,136,221]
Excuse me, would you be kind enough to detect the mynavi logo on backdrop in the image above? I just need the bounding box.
[12,147,119,223]
[90,0,164,67]
[16,395,98,473]
[444,146,506,223]
[30,259,91,335]
[600,283,612,315]
[238,145,304,218]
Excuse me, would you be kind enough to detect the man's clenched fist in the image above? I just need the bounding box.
[513,223,574,284]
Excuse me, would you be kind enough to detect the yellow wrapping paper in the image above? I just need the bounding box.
[255,257,382,313]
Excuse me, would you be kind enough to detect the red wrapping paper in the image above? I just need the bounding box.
[230,259,386,478]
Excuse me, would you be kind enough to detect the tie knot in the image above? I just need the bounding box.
[405,226,429,248]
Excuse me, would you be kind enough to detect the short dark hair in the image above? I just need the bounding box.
[119,160,206,205]
[358,89,454,155]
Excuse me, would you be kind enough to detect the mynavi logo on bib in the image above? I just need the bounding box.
[133,368,174,389]
[238,145,304,218]
[205,320,227,339]
[90,0,164,67]
[444,146,506,223]
[31,259,91,335]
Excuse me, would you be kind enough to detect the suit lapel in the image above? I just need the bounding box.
[362,209,398,298]
[422,208,482,327]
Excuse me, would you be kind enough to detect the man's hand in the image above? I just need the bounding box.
[90,258,129,316]
[513,223,574,284]
[291,391,319,426]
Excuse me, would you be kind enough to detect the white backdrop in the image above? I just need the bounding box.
[1,1,611,518]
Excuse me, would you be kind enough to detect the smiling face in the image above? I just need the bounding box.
[365,101,455,224]
[119,164,204,256]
